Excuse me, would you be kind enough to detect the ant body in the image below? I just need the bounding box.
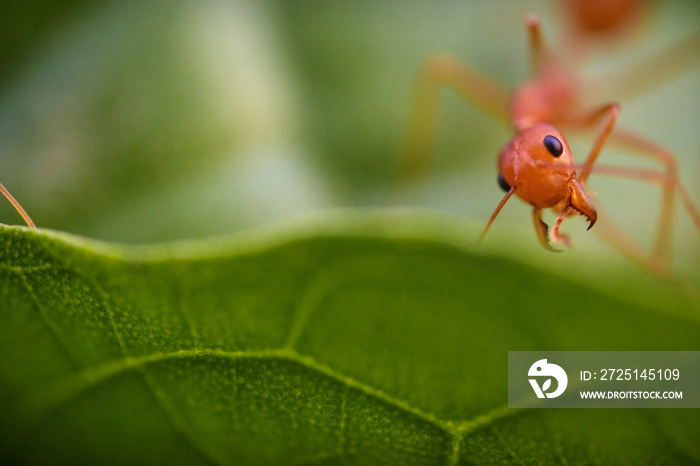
[402,2,700,276]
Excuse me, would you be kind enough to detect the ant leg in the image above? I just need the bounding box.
[551,206,573,248]
[525,14,546,71]
[592,31,700,102]
[525,14,560,73]
[0,181,35,228]
[585,165,673,275]
[555,103,683,273]
[400,53,510,181]
[559,102,621,185]
[590,128,700,272]
[591,206,669,276]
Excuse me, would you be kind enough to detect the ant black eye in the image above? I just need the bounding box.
[498,173,511,192]
[543,135,563,157]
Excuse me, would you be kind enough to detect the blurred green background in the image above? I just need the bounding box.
[0,0,698,269]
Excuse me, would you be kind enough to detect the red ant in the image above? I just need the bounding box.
[0,181,35,228]
[401,3,700,277]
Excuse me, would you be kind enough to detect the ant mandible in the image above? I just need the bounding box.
[401,5,700,277]
[0,181,35,228]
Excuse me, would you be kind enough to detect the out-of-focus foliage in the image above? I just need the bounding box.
[0,1,698,259]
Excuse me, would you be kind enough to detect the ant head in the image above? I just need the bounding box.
[480,123,595,248]
[490,124,596,250]
[497,124,577,209]
[517,124,573,165]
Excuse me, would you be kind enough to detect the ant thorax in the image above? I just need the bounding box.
[510,64,579,132]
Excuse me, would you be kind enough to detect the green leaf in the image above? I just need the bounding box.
[2,219,699,465]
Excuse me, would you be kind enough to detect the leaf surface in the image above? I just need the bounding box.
[1,220,699,465]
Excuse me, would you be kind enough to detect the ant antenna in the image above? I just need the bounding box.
[0,181,36,228]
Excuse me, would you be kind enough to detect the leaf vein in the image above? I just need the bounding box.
[284,267,340,350]
[10,267,80,365]
[0,263,54,273]
[83,275,224,465]
[28,347,453,435]
[337,385,349,456]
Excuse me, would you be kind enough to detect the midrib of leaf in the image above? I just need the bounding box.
[18,344,524,464]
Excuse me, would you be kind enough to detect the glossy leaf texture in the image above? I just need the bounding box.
[1,221,699,465]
